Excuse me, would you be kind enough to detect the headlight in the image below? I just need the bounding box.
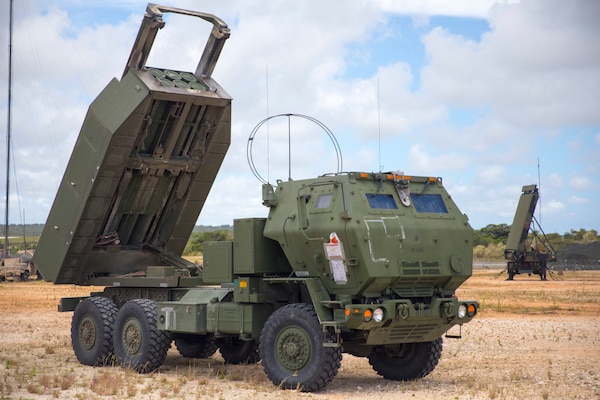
[458,304,467,319]
[373,307,385,323]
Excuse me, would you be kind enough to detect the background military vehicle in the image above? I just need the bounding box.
[33,3,478,392]
[0,250,34,281]
[504,184,557,280]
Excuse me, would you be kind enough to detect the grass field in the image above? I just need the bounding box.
[0,270,598,399]
[458,269,600,317]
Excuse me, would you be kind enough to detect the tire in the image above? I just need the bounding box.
[71,296,118,366]
[218,337,260,364]
[20,270,30,281]
[174,333,218,359]
[368,338,443,381]
[114,299,171,373]
[259,303,341,392]
[507,263,515,280]
[540,262,547,281]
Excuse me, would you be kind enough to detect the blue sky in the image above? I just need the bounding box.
[0,0,598,235]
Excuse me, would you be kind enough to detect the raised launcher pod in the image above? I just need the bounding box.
[34,4,232,285]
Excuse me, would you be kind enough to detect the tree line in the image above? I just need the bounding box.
[2,224,597,259]
[473,224,598,260]
[184,229,233,255]
[474,224,598,247]
[184,225,599,258]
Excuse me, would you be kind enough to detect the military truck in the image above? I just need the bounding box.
[1,251,33,281]
[504,184,557,280]
[33,4,478,392]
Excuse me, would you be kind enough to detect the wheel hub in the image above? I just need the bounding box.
[122,317,142,355]
[283,342,299,357]
[79,316,96,350]
[276,327,311,371]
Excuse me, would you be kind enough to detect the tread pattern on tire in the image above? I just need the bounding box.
[218,338,260,365]
[114,299,171,373]
[71,296,118,366]
[174,333,218,359]
[368,337,443,381]
[259,303,342,392]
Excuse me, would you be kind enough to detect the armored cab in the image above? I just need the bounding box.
[34,4,231,286]
[261,172,475,343]
[263,172,472,298]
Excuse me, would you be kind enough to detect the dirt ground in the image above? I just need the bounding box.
[0,269,598,399]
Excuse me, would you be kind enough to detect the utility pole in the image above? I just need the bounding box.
[4,0,14,267]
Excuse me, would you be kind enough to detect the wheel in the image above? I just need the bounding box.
[218,337,260,364]
[259,303,341,392]
[507,263,515,280]
[540,262,547,281]
[368,338,443,381]
[114,299,171,373]
[71,297,118,366]
[20,270,30,281]
[174,333,217,358]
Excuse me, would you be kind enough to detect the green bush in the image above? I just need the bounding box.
[183,230,232,256]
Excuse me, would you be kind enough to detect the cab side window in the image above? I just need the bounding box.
[411,193,448,213]
[366,193,398,209]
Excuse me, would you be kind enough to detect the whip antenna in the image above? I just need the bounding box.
[377,76,382,172]
[537,156,542,226]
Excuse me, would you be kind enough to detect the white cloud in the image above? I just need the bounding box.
[418,0,600,127]
[477,165,507,182]
[543,199,565,214]
[201,175,266,224]
[0,0,598,236]
[378,0,517,18]
[569,176,592,191]
[544,173,564,188]
[568,195,588,205]
[314,62,448,142]
[407,144,469,174]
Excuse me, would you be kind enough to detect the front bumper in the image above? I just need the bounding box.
[342,298,478,344]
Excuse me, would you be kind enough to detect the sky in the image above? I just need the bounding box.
[0,0,599,236]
